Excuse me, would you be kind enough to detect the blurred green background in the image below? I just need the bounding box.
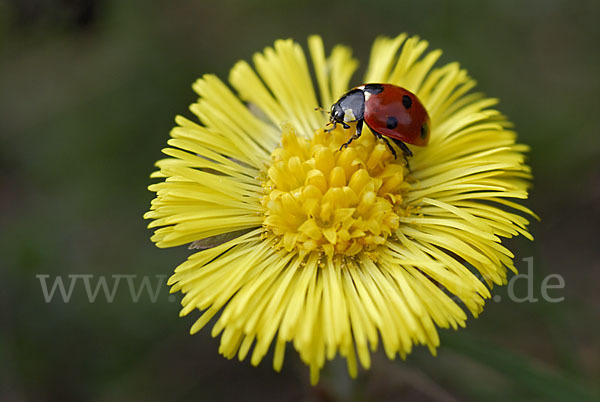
[1,0,599,401]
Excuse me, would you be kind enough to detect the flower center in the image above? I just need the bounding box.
[261,123,408,259]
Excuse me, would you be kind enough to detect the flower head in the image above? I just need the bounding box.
[145,34,535,384]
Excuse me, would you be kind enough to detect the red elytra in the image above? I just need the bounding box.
[326,83,430,160]
[362,84,430,146]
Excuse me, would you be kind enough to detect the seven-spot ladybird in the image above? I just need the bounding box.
[326,83,430,162]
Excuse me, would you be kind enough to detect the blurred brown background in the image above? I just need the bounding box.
[1,0,599,401]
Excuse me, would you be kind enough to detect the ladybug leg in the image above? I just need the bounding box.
[391,139,413,158]
[326,121,351,133]
[339,119,363,151]
[379,136,398,159]
[354,119,363,138]
[370,129,398,159]
[391,139,413,170]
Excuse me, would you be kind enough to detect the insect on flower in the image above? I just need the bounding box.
[322,83,430,165]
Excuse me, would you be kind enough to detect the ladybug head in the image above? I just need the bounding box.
[329,89,365,126]
[330,102,345,123]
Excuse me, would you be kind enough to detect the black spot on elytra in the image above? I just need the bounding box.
[420,123,428,139]
[364,84,384,94]
[402,95,412,109]
[386,116,398,129]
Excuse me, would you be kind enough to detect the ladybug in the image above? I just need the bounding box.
[326,83,430,162]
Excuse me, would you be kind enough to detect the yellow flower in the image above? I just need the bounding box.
[145,34,535,384]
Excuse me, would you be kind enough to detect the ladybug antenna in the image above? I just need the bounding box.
[314,106,330,115]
